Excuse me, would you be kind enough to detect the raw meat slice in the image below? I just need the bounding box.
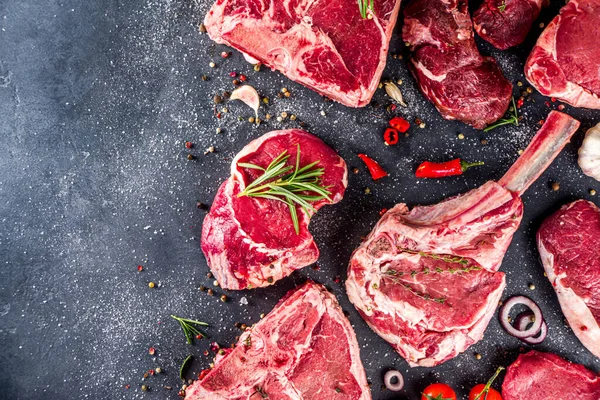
[201,130,347,290]
[537,200,600,358]
[525,0,600,109]
[473,0,545,50]
[346,111,580,367]
[502,350,600,400]
[204,0,401,107]
[402,0,512,129]
[184,281,371,400]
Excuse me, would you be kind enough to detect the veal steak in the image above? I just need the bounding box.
[537,200,600,358]
[346,111,580,367]
[204,0,401,107]
[473,0,545,49]
[201,130,347,290]
[525,0,600,109]
[502,350,600,400]
[402,0,512,129]
[184,281,371,400]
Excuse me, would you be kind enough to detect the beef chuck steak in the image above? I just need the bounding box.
[201,130,347,290]
[184,281,371,400]
[204,0,401,107]
[502,350,600,400]
[525,0,600,109]
[537,200,600,358]
[402,0,512,129]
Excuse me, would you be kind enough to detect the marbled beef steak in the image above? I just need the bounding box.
[346,111,580,367]
[537,200,600,358]
[184,281,371,400]
[201,129,347,290]
[525,0,600,108]
[204,0,401,107]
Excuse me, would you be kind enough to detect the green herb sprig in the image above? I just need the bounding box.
[171,315,209,344]
[497,0,507,12]
[180,355,193,380]
[484,97,519,132]
[237,145,332,234]
[358,0,374,19]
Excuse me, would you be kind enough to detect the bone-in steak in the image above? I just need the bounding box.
[346,111,580,367]
[402,0,512,129]
[184,281,371,400]
[537,200,600,358]
[473,0,545,49]
[204,0,401,107]
[525,0,600,109]
[502,350,600,400]
[201,130,347,290]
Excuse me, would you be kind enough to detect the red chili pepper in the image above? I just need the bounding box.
[415,158,484,178]
[389,116,410,133]
[383,128,399,146]
[358,154,388,180]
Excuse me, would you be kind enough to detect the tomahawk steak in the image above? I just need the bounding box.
[402,0,512,129]
[201,130,347,290]
[474,0,545,49]
[525,0,600,109]
[502,350,600,399]
[185,281,371,400]
[204,0,401,107]
[537,200,600,358]
[346,111,580,367]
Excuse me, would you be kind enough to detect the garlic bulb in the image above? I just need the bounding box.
[578,123,600,181]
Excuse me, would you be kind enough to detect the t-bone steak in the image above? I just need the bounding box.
[473,0,545,49]
[184,281,371,400]
[502,350,600,400]
[201,130,347,290]
[525,0,600,109]
[204,0,401,107]
[346,111,580,367]
[402,0,512,129]
[537,200,600,358]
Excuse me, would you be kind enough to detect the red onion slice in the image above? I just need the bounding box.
[499,296,543,339]
[516,312,548,344]
[384,370,404,391]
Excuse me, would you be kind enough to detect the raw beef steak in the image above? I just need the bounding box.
[537,200,600,358]
[201,130,347,290]
[346,111,580,367]
[204,0,401,107]
[525,0,600,109]
[402,0,512,129]
[185,281,371,400]
[502,350,600,400]
[474,0,545,49]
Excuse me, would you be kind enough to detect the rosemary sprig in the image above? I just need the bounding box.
[358,0,374,19]
[400,249,477,268]
[484,97,519,132]
[382,274,448,305]
[254,386,269,399]
[497,0,507,12]
[180,355,192,380]
[171,315,209,344]
[237,145,332,235]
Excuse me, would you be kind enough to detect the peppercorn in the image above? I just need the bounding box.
[526,87,533,94]
[281,112,288,119]
[240,323,247,330]
[267,277,274,284]
[199,23,207,33]
[213,94,223,104]
[142,385,149,392]
[207,272,213,278]
[281,87,288,93]
[480,139,488,145]
[254,64,261,72]
[364,187,371,195]
[213,280,219,286]
[222,91,230,99]
[201,75,208,81]
[209,62,216,68]
[239,74,247,82]
[262,97,269,104]
[220,295,227,302]
[277,92,283,99]
[232,79,240,86]
[149,347,156,355]
[551,181,560,191]
[196,202,206,210]
[457,133,465,140]
[290,114,297,121]
[185,141,193,149]
[155,367,162,374]
[248,117,255,123]
[199,285,206,291]
[352,167,359,174]
[187,154,194,161]
[207,289,214,296]
[137,265,144,272]
[517,81,523,87]
[284,91,291,98]
[148,282,156,288]
[265,114,271,120]
[529,284,536,290]
[475,353,482,360]
[590,189,597,196]
[539,22,545,28]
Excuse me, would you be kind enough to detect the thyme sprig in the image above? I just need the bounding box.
[382,274,448,305]
[358,0,375,19]
[171,315,209,344]
[484,97,519,132]
[400,249,480,270]
[497,0,507,12]
[237,145,332,234]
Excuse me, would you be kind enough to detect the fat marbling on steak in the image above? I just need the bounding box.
[537,200,600,358]
[204,0,401,107]
[201,130,347,290]
[525,0,600,109]
[474,0,545,49]
[402,0,512,129]
[185,281,371,400]
[502,350,600,399]
[346,111,580,367]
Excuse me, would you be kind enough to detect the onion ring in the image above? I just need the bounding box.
[499,296,543,339]
[515,312,548,344]
[384,369,404,391]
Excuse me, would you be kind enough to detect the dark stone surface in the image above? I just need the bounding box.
[0,0,598,399]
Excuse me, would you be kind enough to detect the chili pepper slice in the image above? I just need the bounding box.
[383,128,399,146]
[415,158,484,178]
[358,154,388,180]
[389,116,410,133]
